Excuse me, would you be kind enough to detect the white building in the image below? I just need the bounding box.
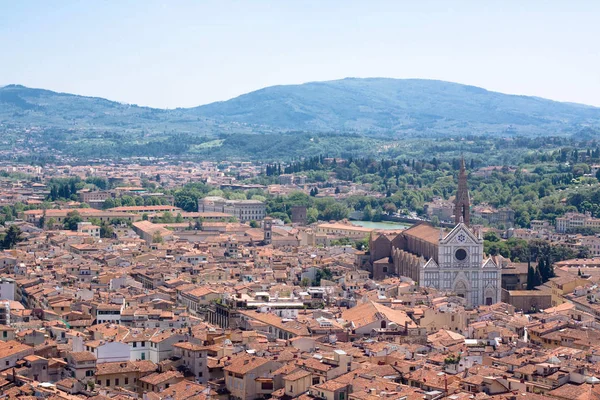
[95,303,123,324]
[128,337,151,361]
[148,333,188,363]
[581,236,600,257]
[555,212,600,233]
[198,196,266,222]
[0,278,15,301]
[85,340,130,364]
[77,221,101,238]
[420,223,502,307]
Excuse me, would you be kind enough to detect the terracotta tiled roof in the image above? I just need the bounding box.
[284,369,311,381]
[68,351,97,362]
[224,354,271,375]
[402,223,440,245]
[139,370,183,385]
[341,300,416,330]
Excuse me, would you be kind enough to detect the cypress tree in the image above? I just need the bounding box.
[526,259,536,290]
[533,267,543,288]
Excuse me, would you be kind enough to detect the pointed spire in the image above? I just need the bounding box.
[455,156,470,226]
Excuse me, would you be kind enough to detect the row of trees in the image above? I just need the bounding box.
[484,233,587,263]
[249,136,600,229]
[48,178,81,201]
[102,195,170,209]
[527,257,555,289]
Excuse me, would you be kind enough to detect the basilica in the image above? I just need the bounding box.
[367,159,502,307]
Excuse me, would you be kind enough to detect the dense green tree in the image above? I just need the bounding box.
[372,206,384,222]
[100,223,114,238]
[268,212,291,224]
[86,176,108,190]
[63,211,83,231]
[152,231,164,244]
[306,207,319,224]
[322,203,349,221]
[383,203,397,214]
[538,257,554,283]
[160,212,174,223]
[103,198,117,209]
[1,225,24,249]
[484,232,500,242]
[363,205,373,221]
[46,217,57,229]
[526,262,536,290]
[314,267,333,286]
[526,257,543,289]
[355,236,370,251]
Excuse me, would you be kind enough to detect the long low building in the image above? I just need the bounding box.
[22,208,140,227]
[501,289,552,312]
[554,258,600,269]
[107,205,182,214]
[147,211,232,223]
[315,222,373,237]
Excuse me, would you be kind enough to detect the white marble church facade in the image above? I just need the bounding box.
[419,223,502,307]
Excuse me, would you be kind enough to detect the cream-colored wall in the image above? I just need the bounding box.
[285,374,312,397]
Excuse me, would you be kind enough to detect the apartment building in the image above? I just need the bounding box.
[224,355,282,400]
[173,342,208,383]
[472,205,515,228]
[555,212,600,233]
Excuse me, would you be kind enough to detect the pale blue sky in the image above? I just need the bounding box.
[1,0,599,108]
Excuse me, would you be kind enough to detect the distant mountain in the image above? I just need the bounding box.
[0,84,214,135]
[192,78,600,135]
[2,79,600,137]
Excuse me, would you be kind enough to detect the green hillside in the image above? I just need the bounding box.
[1,78,599,160]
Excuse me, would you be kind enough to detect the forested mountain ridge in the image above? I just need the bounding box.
[0,84,214,134]
[2,78,600,135]
[2,79,600,160]
[192,78,600,134]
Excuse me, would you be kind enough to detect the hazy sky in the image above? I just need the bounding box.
[1,0,599,108]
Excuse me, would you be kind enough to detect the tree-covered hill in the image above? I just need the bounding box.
[3,78,600,136]
[192,78,600,135]
[0,84,216,134]
[2,78,600,159]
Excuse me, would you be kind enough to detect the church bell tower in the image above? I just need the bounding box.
[263,217,273,245]
[454,158,470,226]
